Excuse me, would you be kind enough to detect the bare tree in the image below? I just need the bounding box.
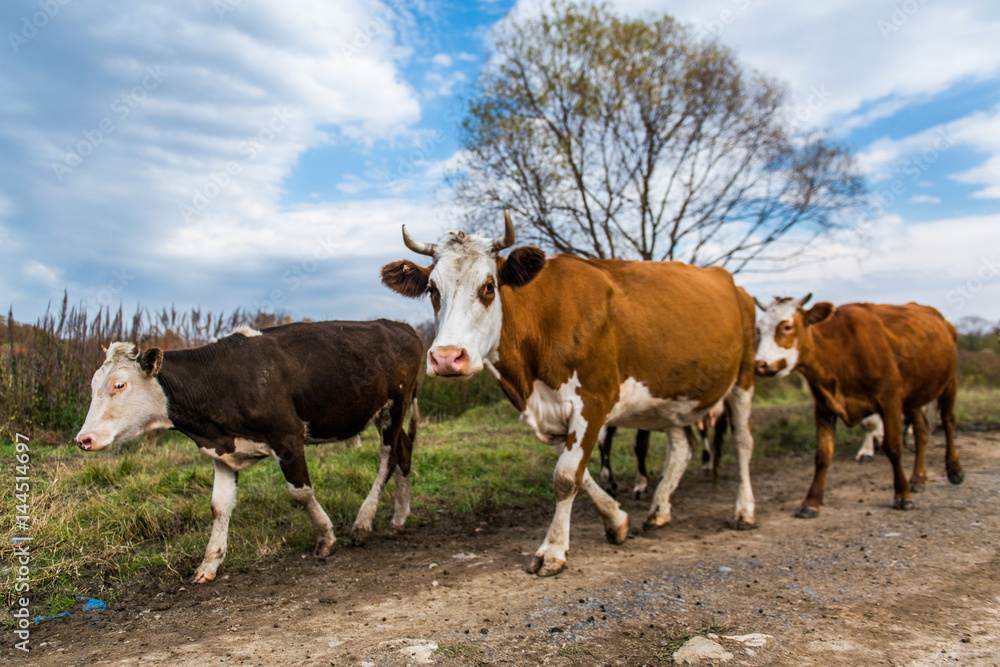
[451,0,868,271]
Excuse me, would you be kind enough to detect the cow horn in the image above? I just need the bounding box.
[797,292,813,307]
[402,225,436,257]
[753,297,767,311]
[491,210,516,252]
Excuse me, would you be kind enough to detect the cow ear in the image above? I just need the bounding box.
[381,260,431,298]
[803,302,835,326]
[498,246,546,288]
[140,347,163,377]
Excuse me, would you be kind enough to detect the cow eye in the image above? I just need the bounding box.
[483,283,494,294]
[113,381,126,392]
[781,323,794,334]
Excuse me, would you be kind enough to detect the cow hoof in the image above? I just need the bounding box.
[528,557,566,577]
[390,523,406,535]
[728,516,756,531]
[910,482,925,494]
[643,514,671,531]
[892,498,914,510]
[350,526,372,546]
[314,539,336,559]
[606,516,629,545]
[631,489,646,500]
[191,570,216,585]
[948,468,965,485]
[794,507,819,519]
[858,455,874,463]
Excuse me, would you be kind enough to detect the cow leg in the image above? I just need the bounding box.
[597,425,619,497]
[797,405,837,518]
[698,424,712,476]
[908,408,929,492]
[390,427,414,534]
[193,460,239,584]
[353,399,412,542]
[881,408,913,510]
[274,440,336,558]
[939,379,963,484]
[632,429,651,499]
[856,414,882,462]
[644,427,692,530]
[726,385,755,529]
[529,413,625,577]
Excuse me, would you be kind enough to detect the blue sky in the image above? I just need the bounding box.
[2,0,999,329]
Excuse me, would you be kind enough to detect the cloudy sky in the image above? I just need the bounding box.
[2,0,999,329]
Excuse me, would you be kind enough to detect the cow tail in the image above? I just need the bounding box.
[407,397,419,443]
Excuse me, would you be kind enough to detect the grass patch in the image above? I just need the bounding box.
[435,642,483,659]
[0,404,557,624]
[4,386,999,626]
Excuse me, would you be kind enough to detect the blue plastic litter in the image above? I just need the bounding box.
[33,612,71,625]
[77,597,107,611]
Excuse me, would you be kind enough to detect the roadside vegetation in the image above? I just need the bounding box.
[2,303,998,623]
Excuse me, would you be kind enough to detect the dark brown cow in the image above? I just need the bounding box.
[754,295,963,516]
[381,212,757,576]
[76,320,423,583]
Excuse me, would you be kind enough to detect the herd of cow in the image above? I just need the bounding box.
[74,212,963,582]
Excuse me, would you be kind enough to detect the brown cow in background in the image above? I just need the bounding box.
[754,295,962,517]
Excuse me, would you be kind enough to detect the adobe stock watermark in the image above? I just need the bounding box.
[85,268,134,313]
[341,0,406,62]
[11,433,32,652]
[7,0,72,54]
[877,0,929,40]
[702,0,751,38]
[382,103,463,188]
[869,126,954,218]
[178,107,293,223]
[250,233,340,315]
[49,65,169,182]
[213,0,244,20]
[946,254,1000,312]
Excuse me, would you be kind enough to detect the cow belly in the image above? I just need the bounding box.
[200,439,274,472]
[605,378,725,430]
[521,374,583,445]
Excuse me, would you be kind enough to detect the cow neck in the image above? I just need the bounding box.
[791,324,846,411]
[155,346,228,434]
[491,286,539,413]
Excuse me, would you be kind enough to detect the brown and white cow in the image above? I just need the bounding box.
[754,295,963,517]
[381,212,757,576]
[76,320,423,583]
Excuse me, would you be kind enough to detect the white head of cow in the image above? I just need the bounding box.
[753,293,835,377]
[381,211,546,378]
[75,343,172,451]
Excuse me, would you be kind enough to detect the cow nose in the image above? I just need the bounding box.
[754,360,769,375]
[429,347,468,375]
[77,435,93,451]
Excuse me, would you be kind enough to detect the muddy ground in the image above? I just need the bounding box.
[7,431,1000,666]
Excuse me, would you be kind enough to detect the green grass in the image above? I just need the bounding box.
[435,642,483,660]
[3,387,999,625]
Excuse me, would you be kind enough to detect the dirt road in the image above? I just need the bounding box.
[8,431,1000,666]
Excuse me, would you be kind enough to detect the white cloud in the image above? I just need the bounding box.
[738,213,1000,321]
[598,0,1000,131]
[909,195,941,204]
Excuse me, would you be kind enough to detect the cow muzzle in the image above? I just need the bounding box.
[75,433,107,451]
[428,346,470,377]
[754,359,787,377]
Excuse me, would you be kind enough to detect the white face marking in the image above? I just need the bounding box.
[426,232,502,377]
[521,372,584,445]
[76,343,172,450]
[605,378,720,429]
[755,299,800,377]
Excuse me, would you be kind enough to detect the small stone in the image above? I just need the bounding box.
[674,636,734,665]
